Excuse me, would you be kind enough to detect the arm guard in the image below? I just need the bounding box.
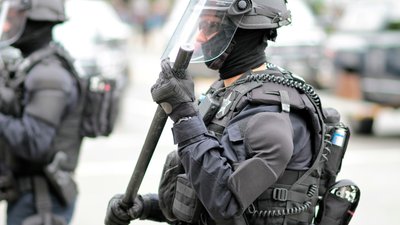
[227,158,278,210]
[24,61,74,126]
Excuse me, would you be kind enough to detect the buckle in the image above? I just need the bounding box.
[272,188,288,201]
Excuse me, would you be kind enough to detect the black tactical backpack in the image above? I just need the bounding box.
[11,42,120,138]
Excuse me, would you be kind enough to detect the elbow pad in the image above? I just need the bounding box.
[227,158,278,210]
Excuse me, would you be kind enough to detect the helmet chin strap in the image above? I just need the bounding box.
[205,40,236,70]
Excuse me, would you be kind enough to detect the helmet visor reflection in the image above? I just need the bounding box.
[0,0,27,48]
[162,0,243,64]
[198,20,221,37]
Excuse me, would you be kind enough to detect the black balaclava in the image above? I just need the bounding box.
[204,28,276,80]
[12,19,55,57]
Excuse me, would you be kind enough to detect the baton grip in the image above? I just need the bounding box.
[122,44,194,206]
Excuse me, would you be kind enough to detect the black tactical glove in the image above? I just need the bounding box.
[104,194,144,225]
[151,58,197,122]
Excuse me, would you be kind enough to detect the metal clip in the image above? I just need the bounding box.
[272,188,288,201]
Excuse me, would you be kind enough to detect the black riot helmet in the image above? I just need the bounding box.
[0,0,66,48]
[162,0,291,65]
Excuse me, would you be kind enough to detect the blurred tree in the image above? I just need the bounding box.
[305,0,325,15]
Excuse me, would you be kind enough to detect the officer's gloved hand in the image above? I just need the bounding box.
[105,194,144,225]
[151,58,197,122]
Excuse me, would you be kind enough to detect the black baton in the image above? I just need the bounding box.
[122,44,194,206]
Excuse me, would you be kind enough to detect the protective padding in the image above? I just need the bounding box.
[227,157,278,210]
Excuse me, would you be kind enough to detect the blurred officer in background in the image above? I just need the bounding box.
[0,0,83,224]
[105,0,341,225]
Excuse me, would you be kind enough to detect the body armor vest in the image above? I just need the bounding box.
[2,43,83,174]
[198,65,347,225]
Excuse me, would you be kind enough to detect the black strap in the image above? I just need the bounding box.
[10,42,80,90]
[10,46,54,89]
[279,90,290,113]
[21,176,67,225]
[229,81,262,112]
[33,176,53,225]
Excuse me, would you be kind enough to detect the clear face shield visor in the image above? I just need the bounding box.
[162,0,245,64]
[0,0,29,48]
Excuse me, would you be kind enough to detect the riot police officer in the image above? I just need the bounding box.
[0,1,82,224]
[105,0,324,224]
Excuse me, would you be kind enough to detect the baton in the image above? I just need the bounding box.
[122,44,194,206]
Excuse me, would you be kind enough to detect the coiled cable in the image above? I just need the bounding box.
[235,73,322,108]
[322,133,333,162]
[246,184,318,218]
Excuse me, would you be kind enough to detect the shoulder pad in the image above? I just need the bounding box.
[250,82,306,110]
[24,58,73,93]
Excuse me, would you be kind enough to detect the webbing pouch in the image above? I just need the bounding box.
[172,174,205,223]
[315,179,360,225]
[158,150,184,222]
[319,135,349,195]
[44,152,78,206]
[319,108,350,195]
[325,124,350,177]
[80,76,119,137]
